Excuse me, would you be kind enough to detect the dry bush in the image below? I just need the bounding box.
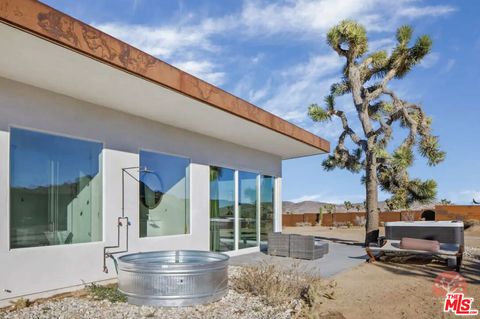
[401,212,415,221]
[298,280,338,319]
[231,262,324,307]
[296,222,312,227]
[464,219,479,230]
[86,283,126,303]
[300,311,346,319]
[8,298,30,312]
[354,215,366,226]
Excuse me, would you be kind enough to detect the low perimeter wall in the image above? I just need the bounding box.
[282,205,480,227]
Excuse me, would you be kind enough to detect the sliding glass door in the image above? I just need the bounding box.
[238,171,258,249]
[260,175,275,243]
[210,166,275,252]
[210,167,235,252]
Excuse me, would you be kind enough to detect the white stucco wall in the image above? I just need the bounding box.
[0,77,282,304]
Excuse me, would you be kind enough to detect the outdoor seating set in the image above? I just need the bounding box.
[267,232,329,260]
[366,221,464,271]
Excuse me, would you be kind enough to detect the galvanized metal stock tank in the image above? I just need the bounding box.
[117,250,229,307]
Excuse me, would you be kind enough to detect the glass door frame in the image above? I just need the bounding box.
[209,165,276,254]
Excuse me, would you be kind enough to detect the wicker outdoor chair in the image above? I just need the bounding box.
[289,234,329,260]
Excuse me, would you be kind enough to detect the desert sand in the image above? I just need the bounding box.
[284,225,480,319]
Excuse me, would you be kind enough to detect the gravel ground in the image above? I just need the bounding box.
[0,267,301,319]
[465,246,480,260]
[1,292,296,319]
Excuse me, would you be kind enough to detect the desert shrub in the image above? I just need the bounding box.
[333,222,348,228]
[464,219,479,230]
[231,262,323,307]
[300,310,346,319]
[86,283,126,303]
[401,212,415,221]
[354,216,366,226]
[298,280,338,319]
[296,222,312,227]
[9,298,30,311]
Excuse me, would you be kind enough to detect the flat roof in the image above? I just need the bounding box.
[0,0,330,158]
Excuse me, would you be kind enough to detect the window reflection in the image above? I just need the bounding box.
[210,167,235,252]
[260,176,275,242]
[239,171,258,249]
[10,128,103,249]
[139,170,163,210]
[139,150,190,237]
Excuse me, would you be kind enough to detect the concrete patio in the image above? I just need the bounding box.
[229,241,367,277]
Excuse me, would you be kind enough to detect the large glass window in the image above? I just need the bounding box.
[210,167,235,252]
[139,150,190,237]
[10,128,103,249]
[260,175,275,242]
[238,171,258,249]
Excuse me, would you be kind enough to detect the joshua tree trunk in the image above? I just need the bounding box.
[365,152,379,245]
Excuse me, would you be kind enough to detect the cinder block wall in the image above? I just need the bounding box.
[282,205,480,227]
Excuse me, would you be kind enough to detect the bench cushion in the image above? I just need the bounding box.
[400,237,440,252]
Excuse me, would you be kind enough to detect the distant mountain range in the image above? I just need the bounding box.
[282,200,435,214]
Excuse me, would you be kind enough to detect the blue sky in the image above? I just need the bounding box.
[43,0,480,204]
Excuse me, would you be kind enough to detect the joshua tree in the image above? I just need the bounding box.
[385,198,400,212]
[323,204,336,214]
[317,206,324,225]
[355,204,362,212]
[440,198,452,205]
[309,21,445,244]
[344,200,353,212]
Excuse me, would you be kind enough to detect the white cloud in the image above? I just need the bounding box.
[250,53,265,64]
[94,22,220,59]
[369,38,396,53]
[172,60,226,86]
[443,59,456,73]
[94,17,232,87]
[237,0,455,36]
[239,0,378,36]
[250,86,270,103]
[420,52,440,69]
[232,75,272,104]
[262,54,342,115]
[397,5,457,18]
[249,53,363,138]
[309,119,344,139]
[91,0,456,132]
[231,53,346,133]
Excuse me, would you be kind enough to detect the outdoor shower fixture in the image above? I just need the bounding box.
[102,167,229,307]
[103,166,163,273]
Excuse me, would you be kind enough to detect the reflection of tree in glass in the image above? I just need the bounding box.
[244,187,257,204]
[210,167,219,181]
